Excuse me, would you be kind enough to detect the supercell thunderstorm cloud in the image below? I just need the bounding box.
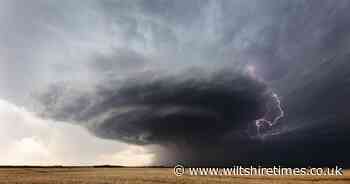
[36,69,276,165]
[1,0,350,167]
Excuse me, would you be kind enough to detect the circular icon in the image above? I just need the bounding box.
[173,164,185,176]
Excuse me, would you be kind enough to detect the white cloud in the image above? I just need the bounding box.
[0,98,154,166]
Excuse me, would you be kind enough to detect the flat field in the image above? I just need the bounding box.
[0,167,349,184]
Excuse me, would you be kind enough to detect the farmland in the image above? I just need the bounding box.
[0,167,349,184]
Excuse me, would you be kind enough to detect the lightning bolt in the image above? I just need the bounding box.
[244,64,285,138]
[255,91,284,137]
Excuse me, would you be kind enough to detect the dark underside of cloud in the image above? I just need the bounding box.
[35,66,350,167]
[35,70,271,162]
[91,72,268,145]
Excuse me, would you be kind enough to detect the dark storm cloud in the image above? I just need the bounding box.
[36,69,270,145]
[2,0,350,167]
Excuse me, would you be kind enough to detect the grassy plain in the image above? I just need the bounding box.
[0,167,349,184]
